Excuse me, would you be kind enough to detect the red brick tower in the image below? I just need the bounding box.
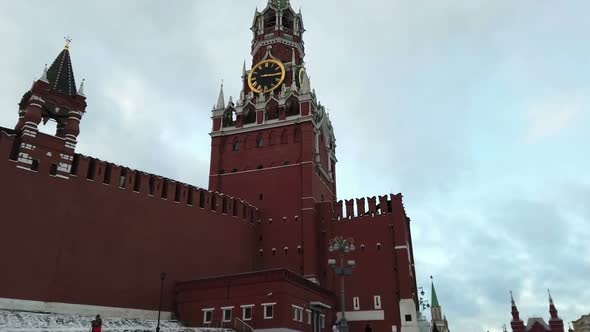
[548,290,565,332]
[209,0,337,282]
[12,38,87,178]
[511,291,526,332]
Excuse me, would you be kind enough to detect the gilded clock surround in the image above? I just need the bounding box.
[247,59,286,94]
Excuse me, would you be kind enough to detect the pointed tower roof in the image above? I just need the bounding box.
[548,289,560,320]
[46,37,77,96]
[215,81,225,110]
[431,276,440,307]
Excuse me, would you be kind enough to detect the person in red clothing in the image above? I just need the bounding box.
[91,314,102,332]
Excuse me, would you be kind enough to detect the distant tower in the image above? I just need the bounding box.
[430,277,450,332]
[13,38,87,177]
[510,291,526,332]
[509,290,566,332]
[548,290,565,332]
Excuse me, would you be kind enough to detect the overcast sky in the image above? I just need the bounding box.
[1,1,589,331]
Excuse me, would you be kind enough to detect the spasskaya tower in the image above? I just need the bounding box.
[208,0,337,282]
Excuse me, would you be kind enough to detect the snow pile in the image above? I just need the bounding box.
[0,310,235,332]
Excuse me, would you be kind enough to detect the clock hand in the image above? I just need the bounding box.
[260,73,282,77]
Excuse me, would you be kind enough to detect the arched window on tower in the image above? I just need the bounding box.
[266,101,279,121]
[222,109,236,127]
[280,129,288,144]
[285,97,299,117]
[264,10,276,31]
[243,107,256,125]
[256,135,264,148]
[232,139,241,151]
[282,11,294,32]
[294,127,301,143]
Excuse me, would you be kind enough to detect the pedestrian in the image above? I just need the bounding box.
[332,321,339,332]
[91,314,102,332]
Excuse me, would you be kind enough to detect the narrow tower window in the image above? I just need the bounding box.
[232,140,241,151]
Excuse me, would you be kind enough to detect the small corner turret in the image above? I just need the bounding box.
[12,37,87,178]
[429,276,450,332]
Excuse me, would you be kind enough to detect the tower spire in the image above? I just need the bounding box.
[548,289,559,319]
[431,276,440,307]
[215,81,225,110]
[40,64,48,83]
[510,291,526,332]
[46,37,77,96]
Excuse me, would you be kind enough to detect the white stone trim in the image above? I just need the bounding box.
[0,297,172,320]
[210,161,313,177]
[220,306,235,309]
[262,303,275,320]
[336,310,385,321]
[309,301,330,309]
[373,295,382,310]
[353,297,360,310]
[210,116,313,137]
[395,245,408,249]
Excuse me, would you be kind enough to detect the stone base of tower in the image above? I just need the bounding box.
[399,299,420,332]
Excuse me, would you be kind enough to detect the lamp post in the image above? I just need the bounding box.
[418,286,430,312]
[156,272,167,332]
[328,236,356,332]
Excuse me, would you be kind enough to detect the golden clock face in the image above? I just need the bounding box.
[248,59,286,94]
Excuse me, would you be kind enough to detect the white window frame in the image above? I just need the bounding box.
[292,305,303,322]
[306,309,312,324]
[353,297,360,310]
[221,306,234,322]
[202,308,214,324]
[374,295,382,310]
[320,314,325,329]
[262,302,276,319]
[241,304,254,321]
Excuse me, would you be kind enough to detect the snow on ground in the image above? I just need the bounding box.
[0,310,235,332]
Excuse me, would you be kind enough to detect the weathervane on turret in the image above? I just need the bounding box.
[64,35,72,50]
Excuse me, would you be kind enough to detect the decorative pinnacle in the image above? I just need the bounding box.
[548,289,554,305]
[78,79,85,96]
[40,64,48,82]
[64,36,72,50]
[215,80,225,110]
[510,290,515,305]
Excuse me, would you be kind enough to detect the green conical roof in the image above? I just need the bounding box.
[431,280,440,307]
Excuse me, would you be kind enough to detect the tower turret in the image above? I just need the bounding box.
[510,291,526,332]
[548,290,565,332]
[13,38,86,177]
[429,277,449,332]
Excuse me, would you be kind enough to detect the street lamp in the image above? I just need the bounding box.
[418,286,430,312]
[328,236,356,332]
[156,272,167,332]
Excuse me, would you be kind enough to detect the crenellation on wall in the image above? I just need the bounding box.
[1,143,260,223]
[332,193,404,220]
